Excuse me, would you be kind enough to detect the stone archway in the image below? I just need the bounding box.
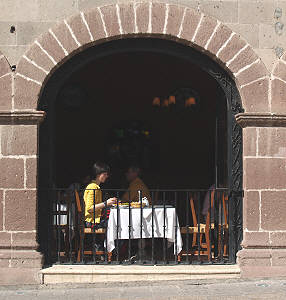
[2,1,286,283]
[13,3,269,112]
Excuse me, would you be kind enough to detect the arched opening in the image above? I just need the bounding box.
[38,38,243,265]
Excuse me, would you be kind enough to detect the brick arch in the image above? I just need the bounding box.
[0,51,12,111]
[271,53,286,114]
[14,2,270,113]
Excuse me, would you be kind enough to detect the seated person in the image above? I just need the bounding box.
[121,165,151,204]
[84,162,117,229]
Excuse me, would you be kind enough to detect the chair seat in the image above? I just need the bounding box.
[180,223,215,234]
[84,228,106,234]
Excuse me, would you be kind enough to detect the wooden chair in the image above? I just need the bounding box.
[53,191,72,260]
[74,190,112,262]
[178,190,215,262]
[221,192,229,257]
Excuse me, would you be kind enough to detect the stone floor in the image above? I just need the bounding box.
[1,278,286,299]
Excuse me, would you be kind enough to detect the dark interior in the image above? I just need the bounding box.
[54,51,227,190]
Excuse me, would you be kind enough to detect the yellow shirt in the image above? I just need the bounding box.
[122,177,151,204]
[83,181,102,223]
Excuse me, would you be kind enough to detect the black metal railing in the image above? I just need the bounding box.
[48,188,232,265]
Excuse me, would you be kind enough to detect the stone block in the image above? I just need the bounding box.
[254,48,277,73]
[10,250,42,268]
[38,0,78,21]
[193,15,217,48]
[135,2,150,34]
[17,22,54,45]
[79,0,117,10]
[243,191,259,231]
[25,43,55,73]
[0,0,38,22]
[0,158,24,189]
[1,125,37,156]
[26,158,37,189]
[273,61,286,83]
[0,56,11,78]
[0,267,41,284]
[258,127,286,157]
[218,34,247,64]
[165,4,184,37]
[11,232,38,250]
[237,248,271,267]
[16,57,46,83]
[226,23,259,48]
[236,60,268,86]
[270,232,286,247]
[261,191,286,230]
[0,232,11,249]
[242,231,270,248]
[119,3,135,35]
[66,14,92,47]
[240,78,269,112]
[83,8,106,41]
[200,1,238,24]
[37,31,66,64]
[51,22,79,55]
[14,74,41,110]
[179,8,201,41]
[100,5,121,37]
[239,0,276,24]
[243,127,257,157]
[0,73,12,111]
[272,249,286,266]
[0,250,11,267]
[0,190,3,231]
[228,46,258,74]
[245,158,286,190]
[5,190,36,231]
[0,22,16,46]
[0,45,27,66]
[271,78,286,114]
[151,2,166,34]
[259,24,276,49]
[207,23,232,55]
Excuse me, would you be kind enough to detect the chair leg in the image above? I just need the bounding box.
[192,233,197,247]
[178,252,181,262]
[205,231,211,261]
[108,252,112,262]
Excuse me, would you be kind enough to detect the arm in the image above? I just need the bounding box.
[86,189,116,213]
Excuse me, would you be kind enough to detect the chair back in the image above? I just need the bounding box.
[74,190,85,227]
[189,190,215,227]
[222,192,228,226]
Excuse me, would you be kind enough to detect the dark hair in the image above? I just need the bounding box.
[128,165,141,176]
[92,162,110,178]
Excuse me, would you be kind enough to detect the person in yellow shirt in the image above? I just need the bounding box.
[122,165,151,204]
[84,162,117,228]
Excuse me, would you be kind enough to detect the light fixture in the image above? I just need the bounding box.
[152,88,199,112]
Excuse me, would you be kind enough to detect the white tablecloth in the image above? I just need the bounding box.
[107,207,182,254]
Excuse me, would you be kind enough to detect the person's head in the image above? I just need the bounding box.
[92,162,110,184]
[81,175,91,186]
[126,165,141,182]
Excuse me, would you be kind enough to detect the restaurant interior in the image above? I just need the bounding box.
[54,51,228,192]
[39,41,230,263]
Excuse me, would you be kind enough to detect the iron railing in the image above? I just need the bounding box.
[48,188,232,265]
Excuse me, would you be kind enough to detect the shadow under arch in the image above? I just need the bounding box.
[37,37,243,265]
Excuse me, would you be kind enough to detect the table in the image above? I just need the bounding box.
[106,206,183,254]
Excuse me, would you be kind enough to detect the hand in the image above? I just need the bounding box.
[106,197,117,206]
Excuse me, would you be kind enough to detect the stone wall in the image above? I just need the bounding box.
[0,113,44,284]
[0,0,284,72]
[1,0,286,283]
